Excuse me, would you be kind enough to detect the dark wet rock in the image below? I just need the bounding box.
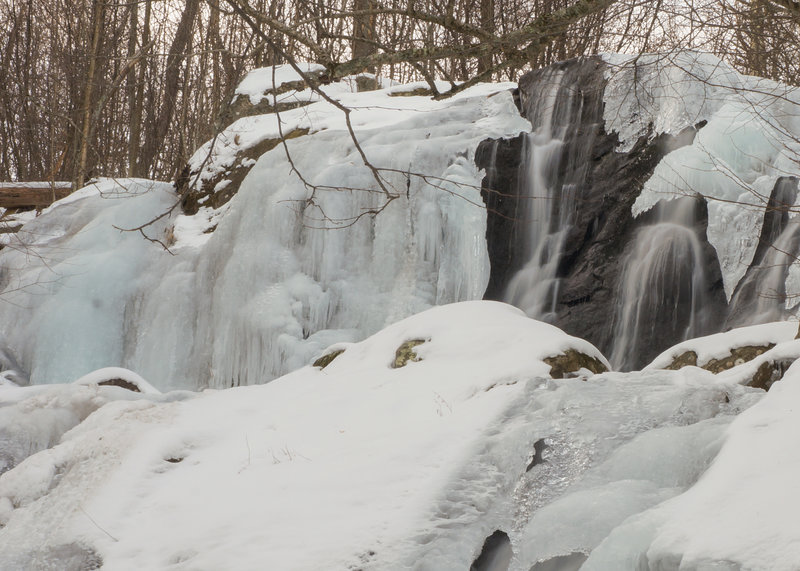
[750,359,795,391]
[726,177,800,328]
[477,56,727,369]
[97,378,141,392]
[470,530,513,571]
[526,438,548,471]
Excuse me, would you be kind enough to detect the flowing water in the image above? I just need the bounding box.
[610,197,710,370]
[503,69,600,322]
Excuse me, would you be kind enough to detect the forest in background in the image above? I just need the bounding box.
[0,0,798,188]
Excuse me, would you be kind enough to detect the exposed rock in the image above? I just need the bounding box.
[470,530,513,571]
[388,86,434,97]
[477,56,727,369]
[354,76,381,92]
[221,67,326,127]
[180,128,309,215]
[177,67,328,217]
[391,339,426,368]
[543,349,608,379]
[703,344,776,373]
[661,344,795,390]
[750,359,794,391]
[526,438,548,471]
[313,349,345,369]
[97,378,141,392]
[726,177,800,328]
[664,350,699,370]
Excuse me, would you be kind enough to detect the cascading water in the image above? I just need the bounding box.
[503,67,601,322]
[610,197,711,370]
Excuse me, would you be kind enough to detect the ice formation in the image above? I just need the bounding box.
[605,51,800,300]
[0,77,529,389]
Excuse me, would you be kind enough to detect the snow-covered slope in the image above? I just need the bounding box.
[1,301,781,570]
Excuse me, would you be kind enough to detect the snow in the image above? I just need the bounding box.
[647,321,799,369]
[0,301,772,570]
[582,359,800,570]
[234,62,325,104]
[604,51,800,300]
[72,367,161,395]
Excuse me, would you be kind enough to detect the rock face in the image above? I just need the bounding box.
[477,56,727,370]
[726,176,800,328]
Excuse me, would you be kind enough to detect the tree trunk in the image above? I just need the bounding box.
[76,0,105,189]
[137,0,200,178]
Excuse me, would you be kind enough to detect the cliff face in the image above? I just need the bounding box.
[478,56,732,369]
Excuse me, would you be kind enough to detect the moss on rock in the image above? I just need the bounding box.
[662,343,794,391]
[392,339,427,368]
[664,350,698,370]
[313,349,345,370]
[543,349,608,379]
[703,344,775,373]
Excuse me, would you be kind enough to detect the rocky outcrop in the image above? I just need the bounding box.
[313,349,345,369]
[177,68,325,216]
[663,343,793,390]
[392,339,426,368]
[470,530,513,571]
[543,349,608,379]
[180,128,308,215]
[726,176,800,328]
[477,56,727,369]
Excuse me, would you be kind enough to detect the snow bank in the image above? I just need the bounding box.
[0,301,769,570]
[583,359,800,570]
[647,321,798,369]
[234,62,326,104]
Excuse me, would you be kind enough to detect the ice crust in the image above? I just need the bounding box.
[0,301,772,570]
[604,51,800,300]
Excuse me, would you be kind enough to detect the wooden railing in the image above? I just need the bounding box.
[0,182,72,209]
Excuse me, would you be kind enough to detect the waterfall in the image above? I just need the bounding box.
[610,197,710,370]
[503,67,601,322]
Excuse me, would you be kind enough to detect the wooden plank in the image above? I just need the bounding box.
[0,183,72,209]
